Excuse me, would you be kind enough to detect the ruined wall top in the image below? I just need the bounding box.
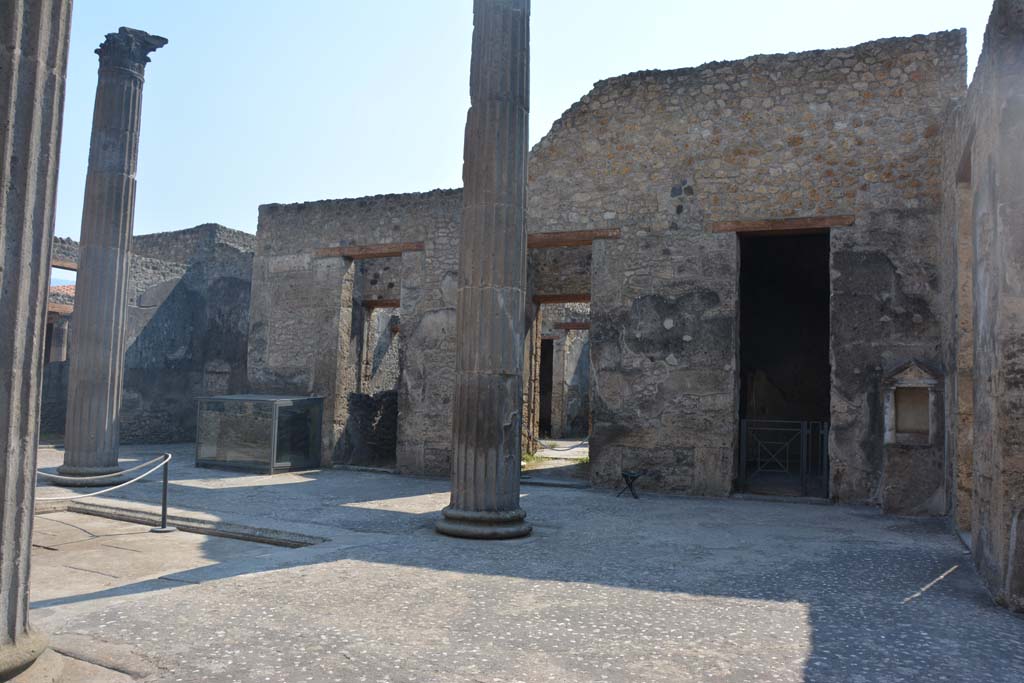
[132,223,255,264]
[528,30,966,227]
[50,223,254,269]
[537,30,966,149]
[256,188,462,256]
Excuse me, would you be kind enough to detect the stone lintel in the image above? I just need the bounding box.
[51,258,78,271]
[710,214,855,234]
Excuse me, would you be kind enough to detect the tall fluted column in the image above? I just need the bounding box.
[49,316,69,363]
[437,0,531,539]
[60,27,166,478]
[0,1,73,677]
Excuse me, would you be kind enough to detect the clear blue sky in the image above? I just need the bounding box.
[54,0,989,241]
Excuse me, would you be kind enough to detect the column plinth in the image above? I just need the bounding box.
[59,27,166,482]
[438,0,532,540]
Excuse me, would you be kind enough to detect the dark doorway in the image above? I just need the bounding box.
[539,338,554,437]
[738,232,830,497]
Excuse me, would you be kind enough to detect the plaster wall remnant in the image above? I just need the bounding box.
[0,0,72,677]
[60,27,166,479]
[941,0,1024,612]
[437,0,532,540]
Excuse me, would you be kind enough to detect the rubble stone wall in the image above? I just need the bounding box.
[942,0,1024,612]
[247,190,462,472]
[527,31,966,496]
[41,224,254,443]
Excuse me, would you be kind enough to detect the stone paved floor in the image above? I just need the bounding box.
[30,443,1024,682]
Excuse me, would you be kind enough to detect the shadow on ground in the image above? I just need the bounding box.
[31,442,1024,682]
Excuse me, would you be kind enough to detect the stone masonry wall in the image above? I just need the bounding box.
[248,190,461,472]
[527,31,966,497]
[941,0,1024,612]
[41,224,255,443]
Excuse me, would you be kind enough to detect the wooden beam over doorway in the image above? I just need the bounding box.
[315,241,424,260]
[554,321,590,331]
[362,298,401,309]
[527,228,621,249]
[46,302,73,315]
[532,293,590,305]
[710,215,855,234]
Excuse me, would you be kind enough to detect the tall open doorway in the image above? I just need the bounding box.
[539,338,554,437]
[522,301,591,485]
[738,232,830,497]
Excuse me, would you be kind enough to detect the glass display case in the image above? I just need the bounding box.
[195,395,323,473]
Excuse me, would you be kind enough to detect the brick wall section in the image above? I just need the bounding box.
[527,31,966,496]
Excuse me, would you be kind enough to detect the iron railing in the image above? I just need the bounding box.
[739,419,829,498]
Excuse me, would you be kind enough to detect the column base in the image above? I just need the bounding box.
[0,629,49,681]
[54,464,125,487]
[436,506,532,540]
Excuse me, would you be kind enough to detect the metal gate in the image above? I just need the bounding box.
[738,419,829,498]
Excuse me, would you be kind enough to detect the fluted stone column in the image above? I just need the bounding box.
[437,0,531,539]
[60,27,166,479]
[0,1,73,678]
[48,316,69,363]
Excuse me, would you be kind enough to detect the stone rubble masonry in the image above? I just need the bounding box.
[527,29,965,498]
[941,0,1024,612]
[250,30,967,505]
[0,0,72,677]
[40,224,255,443]
[437,0,532,540]
[247,190,462,472]
[51,235,78,266]
[61,27,166,478]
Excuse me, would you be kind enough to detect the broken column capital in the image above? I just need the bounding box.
[96,27,167,77]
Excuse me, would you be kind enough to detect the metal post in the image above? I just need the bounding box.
[799,422,809,497]
[150,455,176,533]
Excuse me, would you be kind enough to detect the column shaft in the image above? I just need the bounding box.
[61,27,165,477]
[0,0,72,677]
[438,0,531,539]
[48,316,69,363]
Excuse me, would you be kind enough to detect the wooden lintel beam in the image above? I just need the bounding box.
[315,241,424,260]
[51,259,78,271]
[362,298,401,309]
[532,293,590,305]
[710,215,855,234]
[527,228,621,249]
[554,321,590,330]
[47,302,73,315]
[540,334,560,341]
